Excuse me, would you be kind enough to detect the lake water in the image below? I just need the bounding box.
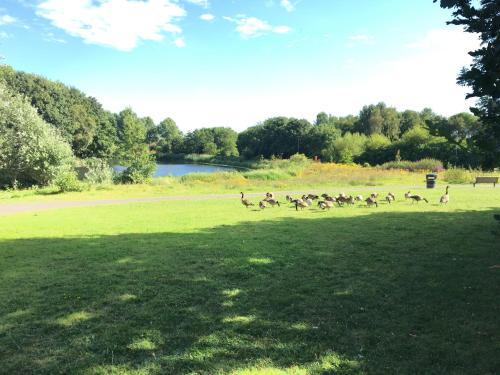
[114,163,235,177]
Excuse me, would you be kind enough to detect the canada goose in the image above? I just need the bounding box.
[346,195,355,205]
[318,200,334,210]
[355,195,364,202]
[266,192,275,199]
[307,194,319,200]
[366,197,378,207]
[259,200,267,210]
[321,193,335,202]
[370,193,379,199]
[286,195,293,202]
[265,198,281,207]
[385,194,394,204]
[388,192,395,201]
[439,186,449,204]
[409,194,428,203]
[295,200,309,211]
[404,191,412,200]
[301,195,313,206]
[240,192,254,208]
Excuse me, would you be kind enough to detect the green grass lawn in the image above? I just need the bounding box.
[0,186,499,374]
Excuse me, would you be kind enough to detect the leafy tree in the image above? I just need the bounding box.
[400,110,423,134]
[322,133,367,163]
[435,0,500,166]
[147,117,183,155]
[0,82,74,187]
[356,103,401,140]
[183,127,238,156]
[427,113,480,150]
[116,108,148,162]
[0,65,117,159]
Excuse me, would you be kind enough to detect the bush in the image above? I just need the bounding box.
[443,167,474,184]
[0,82,75,188]
[53,169,86,192]
[380,158,444,172]
[81,158,114,185]
[119,154,156,184]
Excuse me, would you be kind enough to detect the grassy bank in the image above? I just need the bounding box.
[0,186,499,374]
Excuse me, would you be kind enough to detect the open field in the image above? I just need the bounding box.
[0,185,499,374]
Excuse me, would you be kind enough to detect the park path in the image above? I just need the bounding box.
[0,184,450,216]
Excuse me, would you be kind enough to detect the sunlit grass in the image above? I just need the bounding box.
[0,185,499,374]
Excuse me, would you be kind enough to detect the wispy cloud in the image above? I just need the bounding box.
[200,13,215,21]
[0,14,17,25]
[36,0,186,51]
[174,37,185,47]
[225,15,291,38]
[184,0,209,8]
[280,0,294,12]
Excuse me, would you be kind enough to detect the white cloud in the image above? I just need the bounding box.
[225,16,292,38]
[0,14,16,25]
[200,13,215,21]
[36,0,186,51]
[0,31,10,39]
[174,37,185,47]
[280,0,294,12]
[184,0,209,8]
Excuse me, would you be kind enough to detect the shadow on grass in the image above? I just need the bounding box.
[0,209,499,375]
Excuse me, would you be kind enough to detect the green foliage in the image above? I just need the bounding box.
[183,127,239,157]
[147,117,183,156]
[436,0,500,167]
[443,166,474,184]
[0,65,117,159]
[53,169,86,192]
[0,82,75,188]
[80,157,114,185]
[322,133,367,163]
[380,158,444,171]
[119,153,156,184]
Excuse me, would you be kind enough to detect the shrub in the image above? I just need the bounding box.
[80,158,114,185]
[53,169,86,192]
[0,82,75,188]
[443,167,474,184]
[119,154,156,184]
[380,158,444,172]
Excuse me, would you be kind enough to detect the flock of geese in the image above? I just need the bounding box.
[240,185,450,211]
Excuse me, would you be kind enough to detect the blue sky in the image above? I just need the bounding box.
[0,0,479,131]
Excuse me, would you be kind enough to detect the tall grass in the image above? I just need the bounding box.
[379,158,444,172]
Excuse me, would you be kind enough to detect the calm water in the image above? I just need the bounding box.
[114,163,235,177]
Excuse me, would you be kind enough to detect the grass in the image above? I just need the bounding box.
[0,162,456,203]
[0,185,499,374]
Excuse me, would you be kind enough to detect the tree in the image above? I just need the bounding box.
[435,0,500,167]
[0,65,117,159]
[356,103,401,140]
[116,108,148,163]
[0,82,74,187]
[147,117,183,155]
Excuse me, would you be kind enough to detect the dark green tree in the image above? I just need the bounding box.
[435,0,500,167]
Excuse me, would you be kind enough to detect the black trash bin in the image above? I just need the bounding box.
[426,173,437,189]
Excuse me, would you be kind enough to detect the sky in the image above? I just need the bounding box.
[0,0,480,132]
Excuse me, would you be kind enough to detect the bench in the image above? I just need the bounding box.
[473,176,498,187]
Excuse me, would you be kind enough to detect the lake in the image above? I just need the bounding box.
[114,163,235,177]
